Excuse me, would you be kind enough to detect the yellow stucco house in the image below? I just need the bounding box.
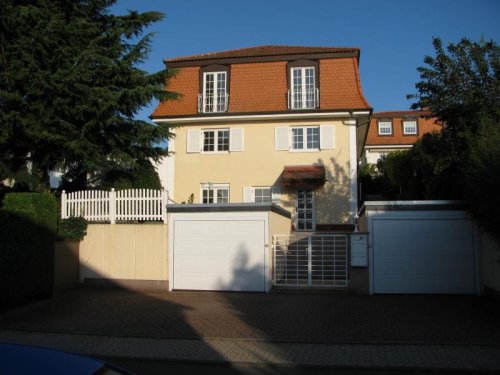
[152,45,372,232]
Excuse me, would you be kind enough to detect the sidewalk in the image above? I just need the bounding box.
[1,288,499,372]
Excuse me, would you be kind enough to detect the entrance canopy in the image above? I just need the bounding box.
[281,165,326,189]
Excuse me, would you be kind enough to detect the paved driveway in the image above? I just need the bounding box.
[1,288,499,345]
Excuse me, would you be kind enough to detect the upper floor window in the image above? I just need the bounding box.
[187,128,244,153]
[403,120,418,135]
[291,126,319,150]
[378,120,393,136]
[289,67,318,109]
[201,183,229,204]
[275,125,335,152]
[199,70,228,113]
[202,129,229,152]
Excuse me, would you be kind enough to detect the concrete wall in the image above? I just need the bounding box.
[53,241,80,294]
[79,224,168,290]
[481,231,500,296]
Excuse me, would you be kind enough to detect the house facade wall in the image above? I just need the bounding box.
[153,46,372,231]
[171,118,355,227]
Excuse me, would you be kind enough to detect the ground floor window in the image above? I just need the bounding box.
[201,183,229,204]
[254,187,272,203]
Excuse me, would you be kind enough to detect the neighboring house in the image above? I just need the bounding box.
[151,45,372,231]
[363,110,443,165]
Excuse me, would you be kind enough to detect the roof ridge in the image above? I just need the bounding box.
[164,45,360,63]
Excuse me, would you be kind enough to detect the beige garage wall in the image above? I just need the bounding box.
[80,224,168,286]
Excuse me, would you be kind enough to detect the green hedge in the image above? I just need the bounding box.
[0,192,58,311]
[2,192,58,233]
[57,216,88,241]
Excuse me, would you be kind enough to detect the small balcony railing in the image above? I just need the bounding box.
[288,88,319,110]
[198,92,229,113]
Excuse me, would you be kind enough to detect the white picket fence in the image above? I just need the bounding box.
[61,189,169,224]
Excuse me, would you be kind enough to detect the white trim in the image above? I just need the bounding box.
[364,145,413,150]
[363,200,466,207]
[348,119,358,218]
[153,111,359,124]
[166,129,176,200]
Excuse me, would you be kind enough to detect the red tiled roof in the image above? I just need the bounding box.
[282,165,326,188]
[165,45,360,64]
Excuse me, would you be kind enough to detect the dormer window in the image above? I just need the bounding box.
[403,119,418,135]
[198,65,229,113]
[287,60,319,110]
[377,120,393,136]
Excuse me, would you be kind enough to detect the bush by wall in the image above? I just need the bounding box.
[57,216,88,241]
[2,192,58,233]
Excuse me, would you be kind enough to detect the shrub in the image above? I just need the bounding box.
[57,217,88,241]
[2,192,58,233]
[0,209,55,311]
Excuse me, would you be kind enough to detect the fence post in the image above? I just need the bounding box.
[162,189,168,224]
[61,190,67,219]
[109,188,116,224]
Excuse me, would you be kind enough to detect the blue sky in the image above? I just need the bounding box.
[111,0,500,122]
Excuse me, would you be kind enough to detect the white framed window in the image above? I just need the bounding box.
[403,120,418,135]
[243,186,281,204]
[291,126,320,151]
[254,187,272,203]
[201,72,228,113]
[202,129,229,152]
[290,67,317,109]
[378,121,393,135]
[296,190,315,231]
[275,125,335,152]
[201,183,229,204]
[187,128,244,153]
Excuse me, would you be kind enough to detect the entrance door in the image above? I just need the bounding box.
[296,190,315,230]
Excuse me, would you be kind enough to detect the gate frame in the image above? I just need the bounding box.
[272,233,349,288]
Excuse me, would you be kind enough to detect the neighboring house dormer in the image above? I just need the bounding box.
[152,45,372,232]
[363,110,443,164]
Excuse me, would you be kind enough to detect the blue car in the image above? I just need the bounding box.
[0,343,136,375]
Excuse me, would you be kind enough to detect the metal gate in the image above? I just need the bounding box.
[273,234,348,288]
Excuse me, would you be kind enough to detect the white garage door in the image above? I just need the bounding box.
[373,217,476,294]
[173,220,266,291]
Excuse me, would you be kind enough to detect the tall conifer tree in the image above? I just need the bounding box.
[0,0,176,189]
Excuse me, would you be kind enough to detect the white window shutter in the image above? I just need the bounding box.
[275,127,289,151]
[320,125,335,150]
[271,186,281,205]
[229,128,244,152]
[243,186,254,203]
[187,129,201,153]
